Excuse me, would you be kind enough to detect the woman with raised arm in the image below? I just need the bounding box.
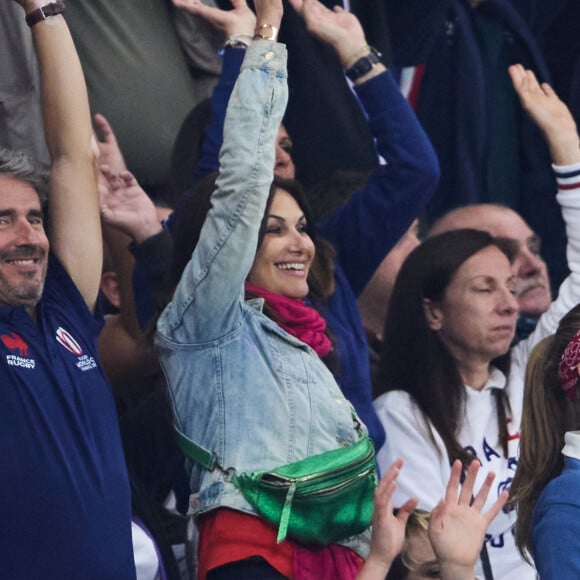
[154,1,383,578]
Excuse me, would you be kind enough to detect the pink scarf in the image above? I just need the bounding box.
[293,543,363,580]
[245,283,332,358]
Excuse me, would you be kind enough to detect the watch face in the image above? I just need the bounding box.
[346,49,381,81]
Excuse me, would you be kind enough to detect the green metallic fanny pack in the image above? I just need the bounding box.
[176,429,377,545]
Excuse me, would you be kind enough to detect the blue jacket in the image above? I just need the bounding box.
[155,43,370,557]
[532,456,580,577]
[186,46,439,454]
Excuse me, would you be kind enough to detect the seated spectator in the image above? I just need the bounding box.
[0,2,134,577]
[510,304,580,577]
[374,64,580,578]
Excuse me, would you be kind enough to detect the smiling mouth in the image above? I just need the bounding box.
[277,262,305,271]
[6,258,40,266]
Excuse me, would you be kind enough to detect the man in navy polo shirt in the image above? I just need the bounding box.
[0,1,135,578]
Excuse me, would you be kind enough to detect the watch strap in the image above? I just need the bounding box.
[345,47,382,82]
[25,1,66,27]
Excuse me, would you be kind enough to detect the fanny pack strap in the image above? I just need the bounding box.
[175,427,217,472]
[176,412,366,473]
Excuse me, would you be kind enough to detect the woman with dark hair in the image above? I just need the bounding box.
[510,304,580,576]
[375,229,527,577]
[154,1,386,578]
[374,65,580,579]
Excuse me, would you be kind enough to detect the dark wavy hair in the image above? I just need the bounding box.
[376,229,518,468]
[170,173,334,301]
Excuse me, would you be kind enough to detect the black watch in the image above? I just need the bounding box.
[345,47,382,82]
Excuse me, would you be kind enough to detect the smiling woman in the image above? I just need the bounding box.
[154,2,381,576]
[247,187,315,299]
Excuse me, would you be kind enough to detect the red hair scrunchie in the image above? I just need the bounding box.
[558,330,580,402]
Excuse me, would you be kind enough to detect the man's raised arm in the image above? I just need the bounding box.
[17,0,102,311]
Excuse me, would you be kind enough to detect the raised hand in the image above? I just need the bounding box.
[357,459,419,579]
[98,167,162,244]
[288,0,365,65]
[287,0,385,84]
[94,114,128,177]
[171,0,256,39]
[429,460,508,580]
[509,64,580,165]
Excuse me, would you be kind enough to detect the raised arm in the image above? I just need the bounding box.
[171,0,254,182]
[509,65,580,359]
[509,64,580,166]
[16,0,101,311]
[157,0,287,342]
[289,0,438,295]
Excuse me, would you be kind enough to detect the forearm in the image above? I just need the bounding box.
[26,2,93,162]
[20,1,101,309]
[524,163,580,350]
[545,130,580,166]
[159,41,288,340]
[319,70,439,294]
[131,229,174,329]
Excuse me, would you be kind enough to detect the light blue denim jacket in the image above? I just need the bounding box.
[155,42,370,557]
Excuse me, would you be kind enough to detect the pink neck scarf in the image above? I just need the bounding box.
[245,283,332,358]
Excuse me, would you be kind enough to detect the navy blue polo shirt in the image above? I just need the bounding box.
[0,254,136,579]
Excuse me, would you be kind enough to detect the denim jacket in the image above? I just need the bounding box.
[155,42,370,556]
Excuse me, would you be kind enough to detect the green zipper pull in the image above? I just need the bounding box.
[277,481,296,543]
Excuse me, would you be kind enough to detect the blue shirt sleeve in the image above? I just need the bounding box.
[317,70,439,297]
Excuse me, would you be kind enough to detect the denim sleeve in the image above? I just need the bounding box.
[317,70,439,297]
[157,42,288,342]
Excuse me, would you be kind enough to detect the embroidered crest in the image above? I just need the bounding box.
[56,327,83,355]
[1,332,35,369]
[55,327,97,372]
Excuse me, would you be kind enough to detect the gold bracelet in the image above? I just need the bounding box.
[254,23,279,41]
